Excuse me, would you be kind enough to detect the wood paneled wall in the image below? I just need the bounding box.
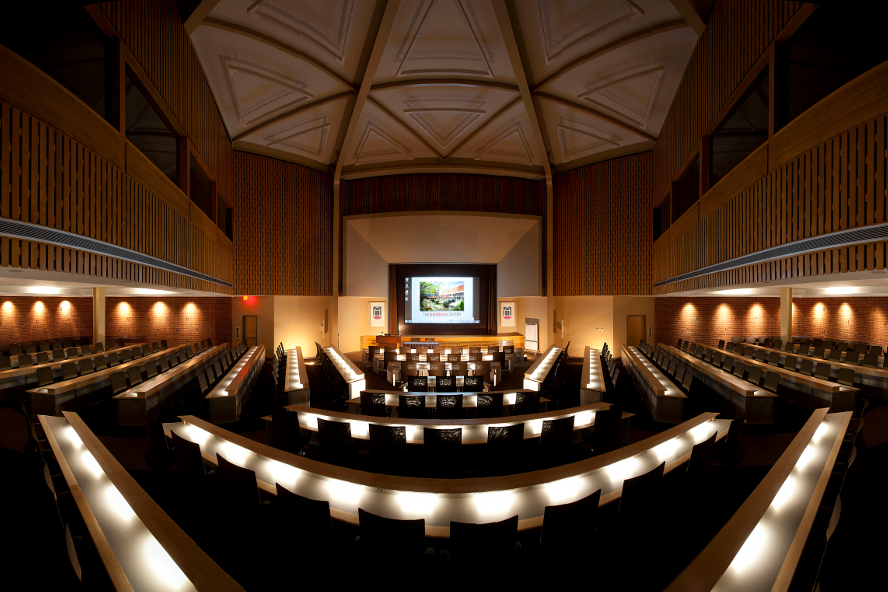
[653,0,803,197]
[339,174,547,297]
[234,152,332,296]
[0,102,233,292]
[554,152,652,296]
[95,0,233,199]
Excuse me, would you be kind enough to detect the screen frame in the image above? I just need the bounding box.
[390,264,497,336]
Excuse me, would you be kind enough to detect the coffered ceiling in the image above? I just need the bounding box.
[187,0,701,179]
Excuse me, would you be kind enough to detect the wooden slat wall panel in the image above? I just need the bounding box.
[96,0,233,198]
[0,102,232,293]
[656,114,888,294]
[653,0,803,198]
[233,152,332,296]
[339,174,547,297]
[554,152,652,296]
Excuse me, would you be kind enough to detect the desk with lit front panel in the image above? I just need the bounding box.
[28,345,187,416]
[361,333,525,352]
[283,347,310,405]
[524,346,562,391]
[40,412,243,591]
[667,408,851,592]
[324,346,366,399]
[345,388,544,409]
[623,345,687,423]
[113,344,228,426]
[164,412,727,537]
[206,345,265,424]
[580,346,607,404]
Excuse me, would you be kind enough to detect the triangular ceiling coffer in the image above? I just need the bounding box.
[557,123,619,160]
[577,65,664,129]
[265,116,330,158]
[354,122,414,165]
[405,108,485,152]
[475,124,533,165]
[247,0,355,63]
[398,0,493,77]
[225,57,314,126]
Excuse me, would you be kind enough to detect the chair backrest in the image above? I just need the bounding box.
[732,361,746,379]
[150,341,160,353]
[94,342,105,353]
[200,340,207,351]
[863,349,881,367]
[428,361,446,376]
[25,344,37,354]
[205,365,215,384]
[358,509,426,562]
[198,371,210,395]
[435,376,457,392]
[450,361,467,376]
[9,344,22,356]
[369,424,407,468]
[398,394,426,419]
[157,356,169,373]
[160,339,168,349]
[829,346,843,361]
[144,360,158,379]
[213,360,223,378]
[423,427,462,475]
[360,391,388,417]
[18,354,33,367]
[681,368,693,391]
[206,338,213,348]
[217,454,261,509]
[120,349,132,362]
[540,490,601,560]
[36,351,50,365]
[767,351,780,366]
[686,431,717,482]
[540,415,575,453]
[317,418,353,459]
[666,359,677,376]
[837,368,855,387]
[449,515,518,571]
[38,341,51,352]
[675,364,686,385]
[725,342,735,352]
[462,375,484,392]
[514,392,540,415]
[799,358,815,376]
[110,372,128,395]
[814,363,831,380]
[0,356,9,371]
[783,355,798,371]
[79,359,94,375]
[131,346,142,359]
[716,340,725,349]
[472,361,490,380]
[763,371,780,393]
[171,430,207,485]
[436,394,464,419]
[81,344,93,356]
[36,366,55,387]
[813,345,826,358]
[116,339,125,348]
[61,362,77,380]
[275,484,333,549]
[753,349,766,362]
[619,461,665,525]
[406,375,428,392]
[51,348,65,361]
[476,393,504,418]
[487,423,524,455]
[127,366,142,387]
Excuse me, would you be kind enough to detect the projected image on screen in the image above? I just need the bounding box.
[405,276,479,324]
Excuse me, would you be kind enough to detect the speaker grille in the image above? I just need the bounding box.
[0,217,233,288]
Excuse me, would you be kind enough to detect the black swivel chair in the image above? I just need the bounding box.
[368,424,408,475]
[398,395,426,419]
[358,509,428,574]
[540,489,601,562]
[423,427,462,478]
[360,392,389,417]
[436,394,464,419]
[448,515,519,575]
[476,393,504,418]
[485,423,524,475]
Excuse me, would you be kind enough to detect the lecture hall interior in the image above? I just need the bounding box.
[1,0,886,588]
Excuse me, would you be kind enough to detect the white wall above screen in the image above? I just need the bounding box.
[343,213,541,297]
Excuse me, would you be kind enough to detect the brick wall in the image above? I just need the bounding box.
[0,296,93,345]
[793,297,888,347]
[655,297,781,348]
[106,297,232,347]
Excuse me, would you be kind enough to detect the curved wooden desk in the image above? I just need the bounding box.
[623,345,686,423]
[581,346,606,404]
[283,347,310,405]
[40,412,243,591]
[524,345,562,391]
[667,408,851,592]
[347,388,540,409]
[28,345,186,416]
[658,345,778,425]
[113,344,229,426]
[207,345,264,424]
[164,412,729,537]
[276,401,618,445]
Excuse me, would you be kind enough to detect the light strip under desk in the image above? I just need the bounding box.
[167,413,729,531]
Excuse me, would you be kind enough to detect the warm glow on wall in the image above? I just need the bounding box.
[117,302,131,316]
[2,301,14,313]
[152,302,168,315]
[243,296,249,301]
[60,301,71,313]
[33,301,45,314]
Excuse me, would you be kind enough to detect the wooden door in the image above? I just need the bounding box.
[243,316,257,347]
[627,315,645,349]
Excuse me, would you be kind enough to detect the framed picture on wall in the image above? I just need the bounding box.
[500,301,516,327]
[370,301,385,327]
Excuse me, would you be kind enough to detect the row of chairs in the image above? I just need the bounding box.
[730,335,882,358]
[314,344,349,408]
[360,389,541,419]
[194,343,250,411]
[32,342,172,387]
[1,336,88,356]
[718,340,882,368]
[402,374,484,392]
[699,341,858,386]
[171,423,718,579]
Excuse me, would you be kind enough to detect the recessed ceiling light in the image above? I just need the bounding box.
[825,287,858,295]
[717,289,752,295]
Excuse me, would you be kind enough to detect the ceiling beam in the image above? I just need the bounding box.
[333,0,402,183]
[444,96,521,160]
[533,20,690,91]
[201,18,355,90]
[183,0,223,35]
[536,91,657,142]
[490,0,552,182]
[231,91,354,142]
[370,79,520,93]
[340,158,546,180]
[366,95,442,158]
[669,0,707,36]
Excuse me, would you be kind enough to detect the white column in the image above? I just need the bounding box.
[780,287,792,342]
[92,287,106,347]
